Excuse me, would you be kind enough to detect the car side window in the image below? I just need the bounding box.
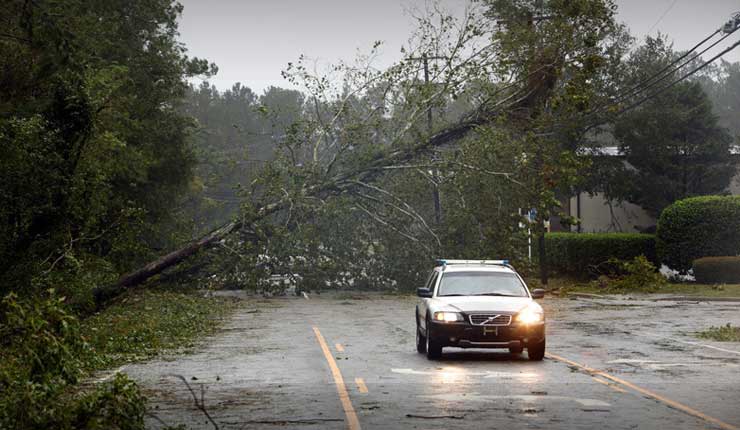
[427,271,439,294]
[422,270,435,290]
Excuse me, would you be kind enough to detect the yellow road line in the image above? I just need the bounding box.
[313,327,362,430]
[547,352,739,430]
[335,343,345,352]
[355,377,369,393]
[591,376,626,393]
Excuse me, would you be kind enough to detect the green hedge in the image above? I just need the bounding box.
[657,196,740,272]
[544,232,657,276]
[692,257,740,284]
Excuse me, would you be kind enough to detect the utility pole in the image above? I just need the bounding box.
[498,11,555,286]
[408,53,446,225]
[423,53,443,225]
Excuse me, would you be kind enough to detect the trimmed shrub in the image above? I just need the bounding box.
[657,196,740,272]
[544,232,657,277]
[692,256,740,284]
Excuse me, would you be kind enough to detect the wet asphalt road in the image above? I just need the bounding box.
[120,293,740,430]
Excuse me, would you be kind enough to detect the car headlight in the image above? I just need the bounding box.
[433,311,463,322]
[516,306,544,324]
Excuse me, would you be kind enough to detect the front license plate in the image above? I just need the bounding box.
[482,326,498,336]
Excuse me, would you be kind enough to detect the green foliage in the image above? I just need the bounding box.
[696,324,740,342]
[181,83,304,233]
[0,0,215,299]
[0,291,145,429]
[71,373,147,430]
[544,232,656,276]
[656,195,740,272]
[0,291,86,389]
[700,61,740,139]
[601,37,737,217]
[692,256,740,284]
[589,255,667,292]
[81,289,240,368]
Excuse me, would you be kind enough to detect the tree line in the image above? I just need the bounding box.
[2,0,740,306]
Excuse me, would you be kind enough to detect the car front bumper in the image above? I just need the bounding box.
[428,320,545,349]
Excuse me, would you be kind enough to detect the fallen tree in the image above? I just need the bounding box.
[93,0,630,304]
[91,107,514,305]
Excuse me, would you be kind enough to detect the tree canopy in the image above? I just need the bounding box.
[599,37,737,218]
[0,0,215,307]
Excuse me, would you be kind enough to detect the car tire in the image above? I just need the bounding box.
[509,346,523,355]
[425,318,442,360]
[416,317,427,353]
[528,338,546,361]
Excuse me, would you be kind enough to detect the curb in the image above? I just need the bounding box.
[563,292,740,303]
[652,296,740,303]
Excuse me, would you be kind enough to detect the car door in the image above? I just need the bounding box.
[417,270,439,331]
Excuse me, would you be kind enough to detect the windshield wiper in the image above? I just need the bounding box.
[472,293,519,297]
[438,294,467,297]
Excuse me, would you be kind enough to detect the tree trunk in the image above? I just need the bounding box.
[93,221,241,306]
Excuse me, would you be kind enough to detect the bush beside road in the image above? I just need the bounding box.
[657,196,740,272]
[0,285,242,429]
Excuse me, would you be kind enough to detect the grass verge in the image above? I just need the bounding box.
[529,277,740,298]
[696,324,740,342]
[80,288,241,370]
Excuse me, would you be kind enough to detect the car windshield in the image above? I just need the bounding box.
[437,271,528,297]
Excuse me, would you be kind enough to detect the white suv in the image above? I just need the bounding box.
[415,260,546,360]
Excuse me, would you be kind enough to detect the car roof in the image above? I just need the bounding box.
[436,264,516,274]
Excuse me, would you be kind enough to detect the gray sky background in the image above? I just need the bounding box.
[178,0,740,94]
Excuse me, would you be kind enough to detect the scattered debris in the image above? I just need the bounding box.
[406,414,465,420]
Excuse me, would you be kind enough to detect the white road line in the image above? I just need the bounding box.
[635,333,740,356]
[420,393,611,408]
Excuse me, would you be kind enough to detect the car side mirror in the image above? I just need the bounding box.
[417,287,433,298]
[531,289,545,299]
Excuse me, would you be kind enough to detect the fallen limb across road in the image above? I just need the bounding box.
[91,105,515,307]
[93,221,240,306]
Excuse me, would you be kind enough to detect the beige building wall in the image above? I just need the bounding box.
[569,193,654,233]
[569,168,740,233]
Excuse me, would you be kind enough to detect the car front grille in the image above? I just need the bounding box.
[469,314,512,326]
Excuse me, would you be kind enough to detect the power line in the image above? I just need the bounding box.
[615,37,740,117]
[646,0,678,35]
[571,26,736,129]
[608,28,725,108]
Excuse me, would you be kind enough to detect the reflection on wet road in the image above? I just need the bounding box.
[123,294,740,429]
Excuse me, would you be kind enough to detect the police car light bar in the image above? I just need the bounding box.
[436,259,510,266]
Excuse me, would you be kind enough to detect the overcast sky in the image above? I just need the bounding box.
[178,0,740,94]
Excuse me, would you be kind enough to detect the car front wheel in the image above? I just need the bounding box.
[528,338,546,361]
[425,318,442,360]
[416,317,426,353]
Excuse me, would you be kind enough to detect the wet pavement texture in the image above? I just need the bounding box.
[121,293,740,429]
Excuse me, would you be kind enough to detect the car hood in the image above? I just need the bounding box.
[430,296,533,314]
